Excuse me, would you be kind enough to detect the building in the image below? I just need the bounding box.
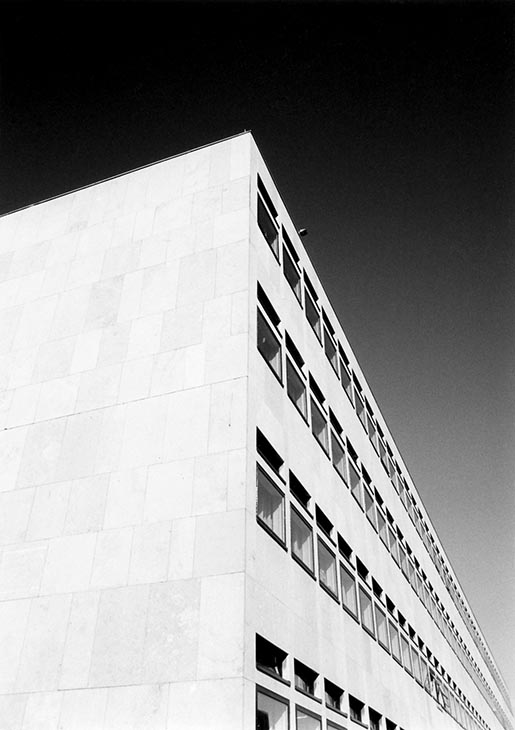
[0,132,511,730]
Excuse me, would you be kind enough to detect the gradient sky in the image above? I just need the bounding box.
[1,0,514,705]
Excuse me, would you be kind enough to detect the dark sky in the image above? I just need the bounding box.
[1,0,514,705]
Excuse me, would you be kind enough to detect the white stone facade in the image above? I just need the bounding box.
[0,133,511,730]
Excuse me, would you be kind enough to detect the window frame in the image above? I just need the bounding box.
[318,536,339,600]
[257,176,280,258]
[291,503,315,575]
[340,562,359,620]
[257,297,283,383]
[282,228,302,304]
[256,685,290,730]
[256,463,287,547]
[358,585,375,639]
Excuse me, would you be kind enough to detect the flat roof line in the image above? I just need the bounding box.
[0,130,253,219]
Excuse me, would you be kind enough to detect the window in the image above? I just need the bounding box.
[316,506,333,540]
[338,535,352,562]
[338,346,353,403]
[323,313,338,374]
[257,430,283,474]
[364,487,376,529]
[304,274,321,340]
[366,405,377,450]
[290,472,311,510]
[398,543,408,578]
[257,687,289,730]
[385,721,397,730]
[353,377,367,431]
[369,709,382,730]
[340,564,358,617]
[389,621,402,663]
[331,431,347,482]
[318,539,338,597]
[400,634,413,674]
[258,309,282,379]
[412,647,423,684]
[358,586,375,637]
[388,527,399,565]
[377,509,388,547]
[296,706,321,730]
[256,635,287,679]
[294,660,318,696]
[291,506,314,572]
[348,695,364,723]
[347,454,362,508]
[257,466,285,543]
[375,604,389,650]
[282,228,302,302]
[325,679,343,711]
[257,176,279,257]
[286,357,307,418]
[356,558,369,584]
[328,723,347,730]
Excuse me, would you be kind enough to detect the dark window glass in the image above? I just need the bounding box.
[291,507,314,571]
[369,710,382,730]
[323,328,338,373]
[305,292,321,340]
[340,361,353,402]
[377,510,388,547]
[257,466,285,542]
[258,196,279,256]
[375,604,389,650]
[283,244,302,301]
[367,413,377,449]
[389,622,402,663]
[412,648,422,684]
[324,680,343,711]
[388,528,400,565]
[331,432,346,481]
[348,459,362,507]
[359,587,375,636]
[257,689,289,730]
[318,539,338,596]
[257,310,282,379]
[294,660,318,696]
[401,634,413,673]
[354,389,366,429]
[286,359,307,418]
[311,398,329,453]
[349,696,363,723]
[364,489,376,528]
[256,635,287,677]
[340,564,358,617]
[295,707,321,730]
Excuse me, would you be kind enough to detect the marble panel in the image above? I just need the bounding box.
[58,688,108,730]
[176,249,216,307]
[193,510,245,577]
[141,579,200,683]
[127,312,163,359]
[40,532,97,594]
[84,275,123,330]
[33,336,76,383]
[104,467,147,529]
[0,597,31,692]
[192,452,228,515]
[160,303,203,352]
[129,520,171,585]
[17,417,66,488]
[208,378,247,453]
[90,526,133,588]
[26,480,69,541]
[197,572,244,679]
[64,473,109,535]
[168,517,196,580]
[119,355,153,403]
[22,691,62,730]
[167,678,243,730]
[163,386,210,461]
[144,458,194,523]
[104,684,168,730]
[88,584,149,686]
[119,395,167,468]
[0,543,47,599]
[15,593,72,692]
[59,590,101,690]
[0,486,34,545]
